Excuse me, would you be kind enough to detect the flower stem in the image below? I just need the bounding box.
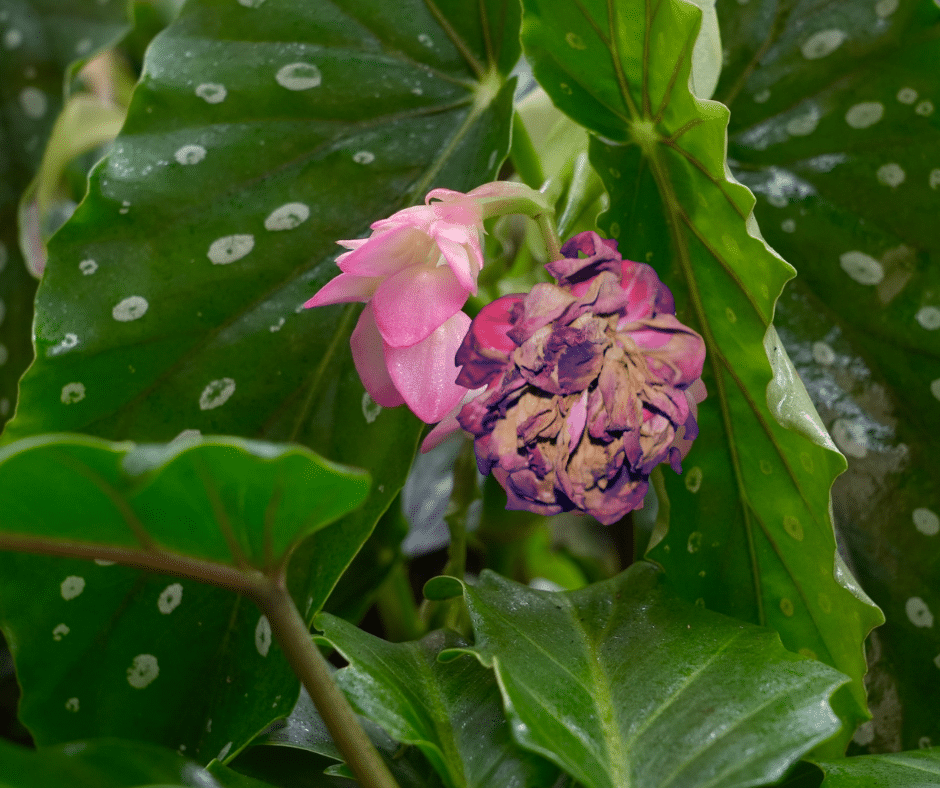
[536,212,563,262]
[255,577,401,788]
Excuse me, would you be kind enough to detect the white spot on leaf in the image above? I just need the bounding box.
[65,697,79,712]
[61,383,86,405]
[157,583,183,614]
[53,624,70,641]
[875,0,898,16]
[3,29,23,48]
[685,466,703,493]
[237,0,266,6]
[60,576,85,600]
[75,38,93,55]
[812,342,836,365]
[906,597,934,628]
[208,234,254,264]
[195,83,227,104]
[801,29,846,60]
[913,508,940,536]
[175,144,206,165]
[112,296,149,322]
[199,378,236,410]
[832,418,868,458]
[931,378,940,401]
[79,259,98,275]
[218,742,232,761]
[754,89,770,103]
[362,392,382,423]
[845,102,884,128]
[897,87,918,104]
[916,100,935,116]
[255,615,271,657]
[19,87,47,119]
[264,202,310,231]
[930,169,940,189]
[915,306,940,330]
[786,106,820,136]
[840,250,884,284]
[48,333,79,357]
[876,163,905,187]
[126,654,160,688]
[275,63,322,91]
[94,559,115,566]
[418,33,434,47]
[781,219,796,233]
[353,150,375,164]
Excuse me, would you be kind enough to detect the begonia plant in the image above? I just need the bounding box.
[0,1,938,788]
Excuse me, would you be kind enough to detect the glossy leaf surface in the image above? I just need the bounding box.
[715,0,940,752]
[815,748,940,787]
[317,617,558,788]
[461,562,847,788]
[520,0,883,749]
[0,433,367,759]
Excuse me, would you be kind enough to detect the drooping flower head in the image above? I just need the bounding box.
[305,182,550,424]
[455,231,706,525]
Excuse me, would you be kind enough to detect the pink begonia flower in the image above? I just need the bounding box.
[305,182,549,424]
[452,231,706,525]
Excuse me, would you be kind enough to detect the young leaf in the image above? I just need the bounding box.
[814,747,940,786]
[0,736,276,788]
[460,562,847,788]
[0,433,367,760]
[519,0,884,751]
[315,617,559,788]
[715,0,940,752]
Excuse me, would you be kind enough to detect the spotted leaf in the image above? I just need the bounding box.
[520,0,884,755]
[715,0,940,753]
[0,433,367,760]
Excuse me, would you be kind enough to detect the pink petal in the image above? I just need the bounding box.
[350,304,405,408]
[435,235,481,293]
[385,311,472,423]
[337,225,432,277]
[305,272,380,308]
[372,263,469,348]
[419,385,485,452]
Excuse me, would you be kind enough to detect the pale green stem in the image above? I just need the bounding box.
[536,212,563,262]
[253,577,401,788]
[509,110,545,190]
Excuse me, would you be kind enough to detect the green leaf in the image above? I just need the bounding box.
[814,748,940,787]
[0,0,131,429]
[0,736,276,788]
[0,433,367,758]
[241,686,445,788]
[715,0,940,753]
[316,617,559,788]
[519,0,884,751]
[460,562,848,788]
[3,0,519,445]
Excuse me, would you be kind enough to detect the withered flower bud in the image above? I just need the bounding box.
[455,231,706,525]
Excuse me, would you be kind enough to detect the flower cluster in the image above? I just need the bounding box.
[454,231,706,524]
[304,182,548,424]
[306,186,705,524]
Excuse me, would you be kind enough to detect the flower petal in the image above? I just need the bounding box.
[350,304,405,408]
[337,225,432,277]
[385,311,472,423]
[304,272,380,308]
[372,263,469,347]
[455,294,523,388]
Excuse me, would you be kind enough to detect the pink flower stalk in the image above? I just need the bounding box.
[305,182,550,424]
[454,231,706,525]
